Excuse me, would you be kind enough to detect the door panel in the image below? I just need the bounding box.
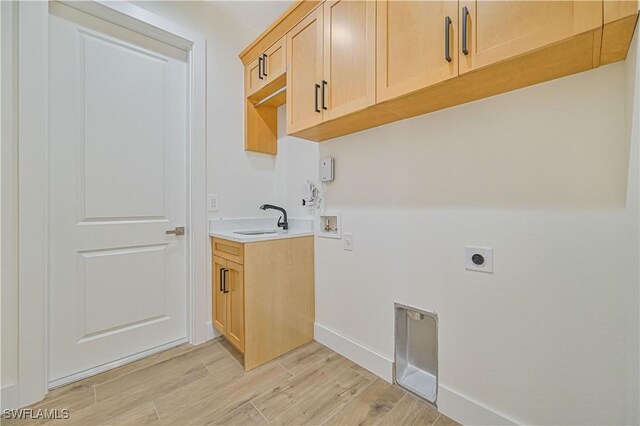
[286,6,324,134]
[80,246,167,336]
[225,261,245,353]
[459,0,601,74]
[212,257,227,334]
[246,56,264,97]
[323,0,376,120]
[377,0,458,102]
[264,37,286,85]
[49,3,188,383]
[81,33,166,219]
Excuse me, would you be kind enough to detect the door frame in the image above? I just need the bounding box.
[15,0,207,408]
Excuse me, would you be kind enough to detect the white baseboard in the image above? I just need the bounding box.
[314,322,519,426]
[206,321,222,341]
[1,383,19,411]
[438,385,518,425]
[314,323,393,382]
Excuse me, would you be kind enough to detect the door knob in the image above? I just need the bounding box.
[166,226,185,236]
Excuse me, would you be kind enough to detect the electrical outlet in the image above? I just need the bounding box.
[207,194,219,212]
[465,246,493,273]
[344,232,353,251]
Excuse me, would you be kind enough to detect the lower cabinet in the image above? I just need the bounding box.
[211,236,315,370]
[213,256,245,353]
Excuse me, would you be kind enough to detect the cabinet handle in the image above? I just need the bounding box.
[223,269,229,293]
[444,16,452,62]
[461,6,469,55]
[219,268,225,292]
[262,53,268,78]
[258,56,264,80]
[321,80,328,110]
[314,83,321,113]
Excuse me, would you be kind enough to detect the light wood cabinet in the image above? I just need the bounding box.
[224,260,244,352]
[287,1,376,132]
[286,6,324,134]
[601,0,639,64]
[211,236,314,370]
[242,0,637,144]
[245,36,287,98]
[212,256,227,335]
[245,56,264,98]
[212,256,244,353]
[458,0,602,74]
[263,37,287,86]
[377,0,458,103]
[322,0,376,120]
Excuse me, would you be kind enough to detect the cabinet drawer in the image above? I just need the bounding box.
[212,238,244,264]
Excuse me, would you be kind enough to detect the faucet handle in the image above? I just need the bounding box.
[277,216,288,230]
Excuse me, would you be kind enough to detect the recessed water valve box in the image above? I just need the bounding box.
[317,213,341,239]
[395,303,438,405]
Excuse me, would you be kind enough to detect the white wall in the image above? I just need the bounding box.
[623,28,640,426]
[133,2,318,220]
[132,1,274,220]
[311,49,639,424]
[274,107,320,218]
[1,0,20,402]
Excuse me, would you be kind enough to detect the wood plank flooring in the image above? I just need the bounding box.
[2,339,461,426]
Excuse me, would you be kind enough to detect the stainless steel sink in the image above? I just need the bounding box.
[233,229,285,236]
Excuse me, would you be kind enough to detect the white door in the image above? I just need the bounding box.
[49,3,188,384]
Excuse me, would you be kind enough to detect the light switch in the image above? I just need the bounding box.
[344,232,353,251]
[208,194,219,211]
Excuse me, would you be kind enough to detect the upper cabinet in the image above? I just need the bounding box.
[322,0,376,120]
[287,1,376,133]
[377,0,458,103]
[245,56,264,98]
[241,0,637,148]
[602,0,640,64]
[245,37,286,98]
[286,7,324,134]
[458,1,602,74]
[262,37,287,86]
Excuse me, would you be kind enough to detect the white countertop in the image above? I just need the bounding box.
[208,217,315,243]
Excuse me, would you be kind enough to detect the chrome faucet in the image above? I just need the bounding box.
[259,204,288,230]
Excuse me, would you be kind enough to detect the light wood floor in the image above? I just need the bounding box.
[3,339,461,426]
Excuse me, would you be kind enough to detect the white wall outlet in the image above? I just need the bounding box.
[344,232,353,251]
[207,194,219,212]
[465,246,493,273]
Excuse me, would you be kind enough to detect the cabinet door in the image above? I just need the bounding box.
[322,0,376,120]
[225,260,245,353]
[377,1,458,103]
[459,0,602,74]
[212,257,227,334]
[286,6,324,134]
[263,37,287,85]
[245,56,265,97]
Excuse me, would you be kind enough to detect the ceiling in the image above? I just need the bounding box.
[209,1,295,34]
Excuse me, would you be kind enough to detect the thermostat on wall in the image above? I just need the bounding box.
[320,157,334,182]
